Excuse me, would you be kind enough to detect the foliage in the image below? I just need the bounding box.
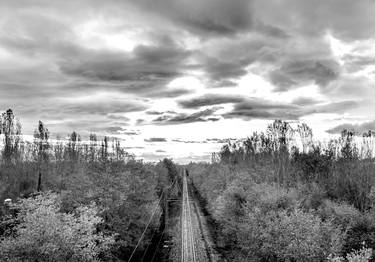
[328,246,373,262]
[189,120,375,261]
[0,109,174,260]
[0,192,114,262]
[208,182,344,261]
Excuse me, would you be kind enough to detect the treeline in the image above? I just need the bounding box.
[189,120,375,261]
[0,109,179,261]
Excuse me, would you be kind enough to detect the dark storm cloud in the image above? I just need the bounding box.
[327,120,375,135]
[310,101,359,114]
[146,111,164,115]
[60,43,190,82]
[97,126,127,134]
[1,0,374,137]
[144,137,168,142]
[124,146,145,149]
[128,0,254,36]
[292,97,322,106]
[202,57,248,81]
[63,81,193,99]
[156,149,167,153]
[269,59,340,91]
[46,119,126,136]
[178,94,245,109]
[0,9,192,98]
[213,80,238,88]
[153,108,221,125]
[96,126,140,135]
[224,99,359,120]
[146,110,177,115]
[62,101,147,115]
[172,139,207,144]
[147,88,193,98]
[107,114,131,122]
[128,0,375,92]
[254,0,375,40]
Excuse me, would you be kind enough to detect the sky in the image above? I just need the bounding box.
[1,0,375,162]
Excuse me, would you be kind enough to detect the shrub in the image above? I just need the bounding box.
[328,246,373,262]
[238,208,344,261]
[342,215,375,261]
[318,200,362,229]
[0,192,114,262]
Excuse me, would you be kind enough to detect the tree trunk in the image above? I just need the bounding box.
[37,171,42,192]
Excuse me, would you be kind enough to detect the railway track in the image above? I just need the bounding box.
[181,173,197,262]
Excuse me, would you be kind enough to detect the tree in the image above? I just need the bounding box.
[33,121,50,191]
[267,120,294,186]
[1,109,22,163]
[66,131,81,162]
[89,133,98,162]
[298,123,313,153]
[0,192,114,261]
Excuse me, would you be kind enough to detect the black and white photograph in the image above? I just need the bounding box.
[1,0,375,261]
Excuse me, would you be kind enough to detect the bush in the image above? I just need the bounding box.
[238,208,344,261]
[318,200,362,229]
[0,192,114,262]
[342,215,375,261]
[328,246,373,262]
[209,181,345,261]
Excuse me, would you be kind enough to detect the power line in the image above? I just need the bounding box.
[128,179,175,262]
[127,190,164,262]
[140,216,162,262]
[150,228,166,262]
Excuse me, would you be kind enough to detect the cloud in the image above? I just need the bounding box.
[172,139,207,144]
[60,43,190,82]
[107,114,131,121]
[124,146,145,149]
[327,120,375,135]
[153,108,221,125]
[156,149,167,153]
[101,127,140,135]
[0,9,192,98]
[292,97,322,106]
[201,56,248,82]
[323,75,375,100]
[146,111,164,115]
[144,137,168,142]
[128,0,254,36]
[46,119,124,136]
[61,100,148,115]
[146,88,193,98]
[178,94,244,108]
[224,99,359,120]
[206,138,237,143]
[98,126,128,134]
[254,0,375,40]
[269,59,340,91]
[0,0,374,143]
[146,110,177,115]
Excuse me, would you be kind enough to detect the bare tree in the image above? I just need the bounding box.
[297,123,313,153]
[1,109,22,164]
[34,121,50,191]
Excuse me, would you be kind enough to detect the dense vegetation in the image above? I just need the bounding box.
[188,120,375,261]
[2,108,375,262]
[0,109,178,261]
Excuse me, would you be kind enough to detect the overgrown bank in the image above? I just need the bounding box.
[188,120,375,262]
[0,108,179,261]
